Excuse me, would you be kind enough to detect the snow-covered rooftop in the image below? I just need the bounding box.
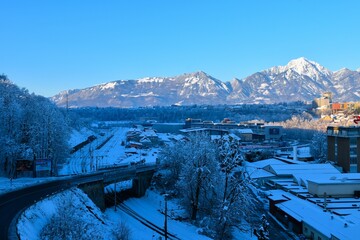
[265,163,340,177]
[274,189,360,240]
[234,129,253,134]
[306,173,360,185]
[245,158,285,169]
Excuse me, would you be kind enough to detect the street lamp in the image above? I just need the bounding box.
[163,194,169,240]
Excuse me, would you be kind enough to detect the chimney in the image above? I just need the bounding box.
[293,146,298,161]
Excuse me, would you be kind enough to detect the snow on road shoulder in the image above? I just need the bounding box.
[0,177,56,195]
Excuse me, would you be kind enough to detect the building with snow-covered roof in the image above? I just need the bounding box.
[268,189,360,240]
[246,158,286,169]
[263,163,340,178]
[184,118,284,141]
[306,173,360,198]
[233,129,253,141]
[180,128,228,137]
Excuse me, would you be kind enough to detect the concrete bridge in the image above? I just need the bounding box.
[78,163,157,210]
[1,163,157,240]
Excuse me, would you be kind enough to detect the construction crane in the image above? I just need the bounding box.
[354,115,360,124]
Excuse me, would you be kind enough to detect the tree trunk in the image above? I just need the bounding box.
[191,171,202,220]
[223,172,229,202]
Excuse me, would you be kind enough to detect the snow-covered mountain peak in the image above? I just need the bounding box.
[334,68,352,75]
[181,71,221,85]
[185,71,212,79]
[99,81,118,90]
[287,57,332,78]
[51,58,360,107]
[265,57,332,80]
[137,76,166,83]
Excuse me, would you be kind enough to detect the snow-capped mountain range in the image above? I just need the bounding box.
[51,57,360,108]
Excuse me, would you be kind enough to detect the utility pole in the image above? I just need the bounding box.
[114,182,117,211]
[164,194,168,240]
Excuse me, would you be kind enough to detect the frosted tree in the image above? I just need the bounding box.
[21,95,70,175]
[158,133,261,239]
[176,132,219,221]
[0,77,24,176]
[214,137,257,239]
[158,140,188,189]
[310,131,327,162]
[40,196,104,240]
[0,76,70,177]
[159,132,219,221]
[253,214,270,240]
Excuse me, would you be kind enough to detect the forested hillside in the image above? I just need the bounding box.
[0,74,70,177]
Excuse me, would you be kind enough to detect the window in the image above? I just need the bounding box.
[318,237,322,240]
[350,137,357,145]
[350,156,357,164]
[269,128,279,135]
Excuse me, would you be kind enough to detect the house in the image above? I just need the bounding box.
[233,129,253,142]
[139,137,152,148]
[125,147,138,156]
[126,141,143,149]
[140,129,160,146]
[126,129,142,142]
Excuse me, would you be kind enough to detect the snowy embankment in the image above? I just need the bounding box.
[17,187,216,240]
[17,188,116,240]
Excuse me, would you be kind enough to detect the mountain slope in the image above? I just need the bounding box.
[228,57,336,103]
[53,71,230,108]
[51,58,360,107]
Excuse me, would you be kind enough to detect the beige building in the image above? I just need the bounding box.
[307,173,360,197]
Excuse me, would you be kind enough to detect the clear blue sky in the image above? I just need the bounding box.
[1,0,360,97]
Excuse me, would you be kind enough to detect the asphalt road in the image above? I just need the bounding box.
[0,180,64,240]
[0,172,104,240]
[0,165,156,240]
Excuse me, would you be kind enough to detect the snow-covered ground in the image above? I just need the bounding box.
[60,127,160,175]
[18,188,116,240]
[106,189,256,240]
[60,127,127,175]
[106,190,212,240]
[17,187,224,240]
[12,125,257,239]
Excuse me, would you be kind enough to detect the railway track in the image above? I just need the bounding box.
[119,203,181,240]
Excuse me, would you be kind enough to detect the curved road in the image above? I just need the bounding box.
[0,173,103,240]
